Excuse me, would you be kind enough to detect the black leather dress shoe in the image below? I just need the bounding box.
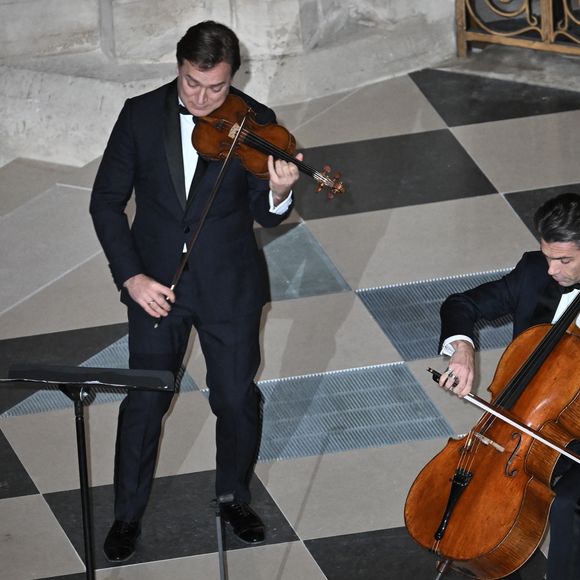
[103,520,141,562]
[220,502,265,544]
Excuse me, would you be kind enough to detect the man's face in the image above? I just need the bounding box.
[177,60,232,117]
[540,239,580,287]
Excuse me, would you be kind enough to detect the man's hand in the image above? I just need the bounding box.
[268,152,303,205]
[123,274,175,318]
[438,340,475,398]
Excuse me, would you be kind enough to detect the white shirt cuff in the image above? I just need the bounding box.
[269,190,293,214]
[440,335,475,356]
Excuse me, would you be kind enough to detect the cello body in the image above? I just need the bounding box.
[405,324,580,579]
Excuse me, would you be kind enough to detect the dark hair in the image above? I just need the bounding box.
[533,193,580,247]
[176,21,241,75]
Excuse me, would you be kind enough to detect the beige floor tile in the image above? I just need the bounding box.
[155,390,216,478]
[257,293,402,381]
[452,110,580,193]
[93,542,325,580]
[306,195,538,290]
[2,401,118,493]
[59,157,102,189]
[276,75,445,149]
[255,439,445,539]
[0,158,76,217]
[184,292,401,387]
[0,495,84,579]
[1,391,216,494]
[0,184,102,315]
[0,252,125,340]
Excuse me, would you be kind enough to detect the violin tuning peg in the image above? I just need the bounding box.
[322,164,331,175]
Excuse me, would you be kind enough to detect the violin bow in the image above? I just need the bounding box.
[154,111,251,329]
[428,367,580,465]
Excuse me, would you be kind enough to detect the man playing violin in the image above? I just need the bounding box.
[90,20,302,562]
[437,193,580,579]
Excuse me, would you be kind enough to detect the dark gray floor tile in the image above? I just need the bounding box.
[305,526,546,580]
[410,69,580,127]
[44,470,297,570]
[506,184,580,240]
[293,130,496,220]
[0,429,38,499]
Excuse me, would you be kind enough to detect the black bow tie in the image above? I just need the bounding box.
[179,105,194,117]
[561,283,580,294]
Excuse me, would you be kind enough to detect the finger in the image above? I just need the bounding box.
[157,297,172,313]
[144,301,162,318]
[274,159,291,178]
[267,155,275,177]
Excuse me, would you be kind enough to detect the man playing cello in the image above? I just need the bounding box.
[438,193,580,579]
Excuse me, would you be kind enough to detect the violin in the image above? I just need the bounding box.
[191,93,346,199]
[404,294,580,579]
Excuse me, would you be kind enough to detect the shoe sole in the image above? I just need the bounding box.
[221,518,265,545]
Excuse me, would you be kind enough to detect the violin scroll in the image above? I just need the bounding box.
[316,164,345,200]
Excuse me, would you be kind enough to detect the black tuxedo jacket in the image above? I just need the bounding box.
[90,80,292,322]
[439,251,562,346]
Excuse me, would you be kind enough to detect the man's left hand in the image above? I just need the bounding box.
[268,153,303,205]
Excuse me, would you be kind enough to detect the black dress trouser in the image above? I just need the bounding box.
[113,269,263,522]
[547,440,580,580]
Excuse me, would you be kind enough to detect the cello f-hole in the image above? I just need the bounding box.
[505,432,522,477]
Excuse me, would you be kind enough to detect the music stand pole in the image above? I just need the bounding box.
[213,493,234,580]
[61,384,95,580]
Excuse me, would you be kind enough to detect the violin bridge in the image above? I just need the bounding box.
[228,123,240,139]
[474,431,505,453]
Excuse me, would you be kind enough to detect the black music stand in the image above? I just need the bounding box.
[3,364,175,580]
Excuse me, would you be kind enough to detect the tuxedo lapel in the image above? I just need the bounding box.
[163,81,187,210]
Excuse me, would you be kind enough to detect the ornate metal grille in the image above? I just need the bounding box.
[457,0,580,56]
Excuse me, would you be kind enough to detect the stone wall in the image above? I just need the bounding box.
[0,0,456,166]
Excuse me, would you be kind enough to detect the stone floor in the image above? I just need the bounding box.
[3,45,580,579]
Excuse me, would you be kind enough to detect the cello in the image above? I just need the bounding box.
[404,293,580,579]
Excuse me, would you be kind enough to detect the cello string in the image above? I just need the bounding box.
[473,294,580,437]
[494,293,580,410]
[470,296,580,458]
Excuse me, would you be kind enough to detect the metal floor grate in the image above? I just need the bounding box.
[357,270,513,361]
[1,335,197,417]
[254,363,453,461]
[257,222,351,300]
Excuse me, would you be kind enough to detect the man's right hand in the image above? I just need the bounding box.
[438,340,475,398]
[123,274,175,318]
